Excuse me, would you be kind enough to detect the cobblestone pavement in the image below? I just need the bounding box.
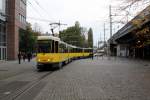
[0,59,37,80]
[33,57,150,100]
[1,57,150,100]
[0,59,51,100]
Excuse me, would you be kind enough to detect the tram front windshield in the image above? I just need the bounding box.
[38,40,52,53]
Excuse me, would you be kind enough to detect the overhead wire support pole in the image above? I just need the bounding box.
[109,5,112,38]
[107,5,113,59]
[104,23,106,42]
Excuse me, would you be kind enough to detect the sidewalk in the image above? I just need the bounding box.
[96,56,150,65]
[0,60,18,65]
[0,58,36,64]
[0,58,37,80]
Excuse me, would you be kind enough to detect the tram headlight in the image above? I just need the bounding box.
[38,59,41,62]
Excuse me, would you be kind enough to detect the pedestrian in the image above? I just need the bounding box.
[91,53,94,60]
[18,52,22,64]
[23,52,26,62]
[90,53,94,60]
[27,52,32,62]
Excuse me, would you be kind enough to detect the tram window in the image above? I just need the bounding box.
[0,48,1,60]
[73,48,75,53]
[76,48,81,53]
[86,50,88,52]
[68,47,72,53]
[59,43,65,53]
[80,49,83,53]
[72,48,76,53]
[52,40,55,53]
[2,48,5,60]
[77,48,80,53]
[75,48,77,53]
[77,48,79,53]
[82,49,84,52]
[64,46,68,53]
[69,47,73,53]
[84,49,87,53]
[37,40,52,53]
[79,49,81,53]
[86,49,89,52]
[55,41,58,53]
[68,47,70,53]
[59,44,68,53]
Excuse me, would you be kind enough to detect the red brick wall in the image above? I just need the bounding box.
[7,0,26,60]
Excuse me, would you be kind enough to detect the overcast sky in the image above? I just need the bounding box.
[27,0,124,46]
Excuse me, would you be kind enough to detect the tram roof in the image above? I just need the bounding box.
[38,36,60,41]
[37,36,93,50]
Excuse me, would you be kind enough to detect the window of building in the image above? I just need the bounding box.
[0,46,6,60]
[19,13,26,24]
[0,21,6,46]
[0,20,6,60]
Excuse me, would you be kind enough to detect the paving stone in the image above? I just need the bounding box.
[34,57,150,100]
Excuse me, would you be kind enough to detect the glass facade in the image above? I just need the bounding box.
[0,20,6,60]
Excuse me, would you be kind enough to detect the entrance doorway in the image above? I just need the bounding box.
[0,46,7,60]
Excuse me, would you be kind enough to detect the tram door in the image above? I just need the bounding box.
[0,47,7,60]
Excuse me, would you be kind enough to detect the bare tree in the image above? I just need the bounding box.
[116,0,149,10]
[33,23,43,33]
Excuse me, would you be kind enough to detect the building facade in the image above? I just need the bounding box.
[0,0,26,60]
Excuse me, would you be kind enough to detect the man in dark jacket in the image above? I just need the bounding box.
[18,52,22,64]
[23,52,26,62]
[27,52,32,62]
[89,53,94,60]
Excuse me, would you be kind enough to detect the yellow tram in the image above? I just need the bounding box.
[36,36,93,69]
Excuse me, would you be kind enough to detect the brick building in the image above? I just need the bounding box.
[0,0,26,60]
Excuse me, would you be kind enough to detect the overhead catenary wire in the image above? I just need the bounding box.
[27,0,44,18]
[27,0,59,33]
[28,0,67,24]
[27,0,67,34]
[31,0,68,32]
[27,17,54,23]
[32,0,51,18]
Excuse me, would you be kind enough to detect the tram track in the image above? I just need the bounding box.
[3,71,53,100]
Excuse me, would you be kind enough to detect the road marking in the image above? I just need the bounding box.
[4,92,11,95]
[144,64,149,66]
[0,69,8,71]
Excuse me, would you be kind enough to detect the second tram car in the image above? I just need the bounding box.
[36,36,93,70]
